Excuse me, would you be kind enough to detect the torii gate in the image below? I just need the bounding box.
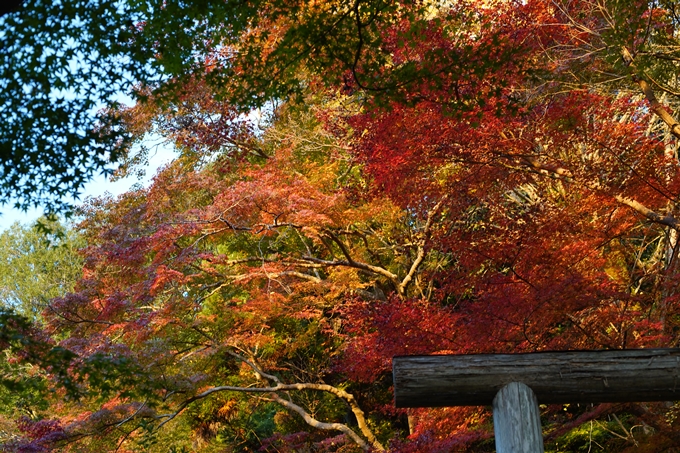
[393,349,680,452]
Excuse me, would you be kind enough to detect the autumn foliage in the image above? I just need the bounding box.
[4,0,680,451]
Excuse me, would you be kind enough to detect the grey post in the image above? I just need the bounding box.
[493,382,544,453]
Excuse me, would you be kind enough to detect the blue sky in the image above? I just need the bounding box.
[0,141,177,230]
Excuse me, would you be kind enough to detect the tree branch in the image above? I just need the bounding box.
[613,194,679,229]
[270,393,372,451]
[157,350,385,451]
[520,155,679,229]
[398,198,447,295]
[622,46,680,139]
[300,255,400,287]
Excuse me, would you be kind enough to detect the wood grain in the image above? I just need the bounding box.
[393,349,680,407]
[493,382,544,453]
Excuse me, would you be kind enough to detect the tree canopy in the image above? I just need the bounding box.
[0,1,23,18]
[0,0,447,211]
[4,0,680,451]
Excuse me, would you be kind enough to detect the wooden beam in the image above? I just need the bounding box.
[393,349,680,407]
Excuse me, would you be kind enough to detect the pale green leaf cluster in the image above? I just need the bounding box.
[0,219,83,319]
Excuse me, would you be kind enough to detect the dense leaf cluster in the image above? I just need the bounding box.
[4,0,680,452]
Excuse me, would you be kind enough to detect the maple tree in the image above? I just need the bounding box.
[0,0,453,211]
[4,0,680,451]
[1,0,545,217]
[2,92,407,452]
[337,0,680,449]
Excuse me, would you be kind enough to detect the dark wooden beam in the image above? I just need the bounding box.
[393,349,680,407]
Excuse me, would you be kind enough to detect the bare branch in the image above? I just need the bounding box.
[613,194,679,229]
[622,46,680,139]
[398,197,447,295]
[157,351,385,451]
[270,393,372,451]
[300,255,400,286]
[520,154,679,230]
[323,229,357,264]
